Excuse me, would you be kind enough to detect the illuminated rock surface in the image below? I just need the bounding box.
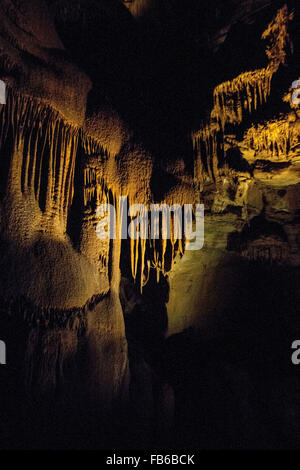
[0,0,300,449]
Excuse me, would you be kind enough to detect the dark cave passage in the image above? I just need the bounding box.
[119,259,300,449]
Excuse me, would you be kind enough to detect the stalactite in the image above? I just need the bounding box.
[0,87,79,222]
[192,123,221,181]
[0,89,188,293]
[140,237,147,292]
[123,199,187,291]
[262,4,294,68]
[81,131,108,158]
[191,6,294,181]
[241,242,288,264]
[83,166,106,207]
[210,6,293,129]
[211,66,274,128]
[244,118,299,159]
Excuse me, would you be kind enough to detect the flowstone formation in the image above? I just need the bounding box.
[0,0,299,450]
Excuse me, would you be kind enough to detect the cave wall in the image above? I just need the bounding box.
[0,0,299,449]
